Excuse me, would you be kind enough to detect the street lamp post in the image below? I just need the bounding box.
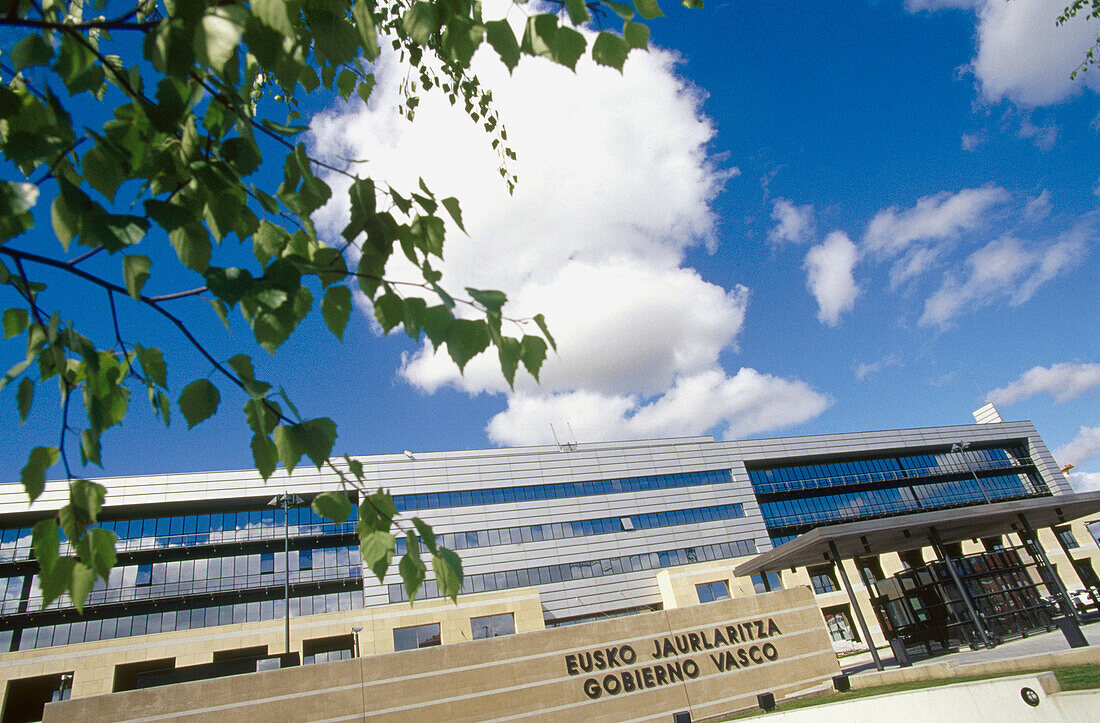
[268,492,305,655]
[351,626,362,658]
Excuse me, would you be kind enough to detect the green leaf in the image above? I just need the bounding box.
[553,26,587,70]
[17,377,33,423]
[51,195,78,251]
[402,2,438,45]
[2,308,29,339]
[634,0,665,20]
[521,14,558,59]
[623,21,650,50]
[445,319,491,372]
[32,520,59,575]
[69,561,95,613]
[251,432,278,480]
[565,0,591,25]
[347,457,364,481]
[312,491,352,523]
[321,286,352,341]
[359,490,397,531]
[533,313,557,350]
[82,146,125,202]
[12,34,53,71]
[357,76,377,103]
[399,552,427,601]
[604,0,635,19]
[411,517,438,554]
[134,345,168,389]
[123,255,152,301]
[195,5,249,72]
[592,31,630,71]
[352,0,381,60]
[431,547,463,601]
[84,527,117,579]
[252,0,295,35]
[70,479,106,522]
[40,557,74,609]
[360,530,396,583]
[466,288,507,313]
[519,334,549,379]
[485,20,521,72]
[0,182,38,241]
[21,447,58,502]
[178,379,220,429]
[273,418,336,474]
[440,197,465,233]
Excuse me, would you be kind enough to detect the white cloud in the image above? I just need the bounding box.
[854,354,901,381]
[1068,471,1100,493]
[1024,190,1052,221]
[1093,176,1100,198]
[960,133,983,151]
[803,231,860,326]
[988,363,1100,405]
[911,0,1100,107]
[1017,118,1059,150]
[864,186,1010,257]
[486,369,830,445]
[863,186,1011,289]
[768,198,815,245]
[919,220,1092,326]
[311,7,828,447]
[1055,426,1100,468]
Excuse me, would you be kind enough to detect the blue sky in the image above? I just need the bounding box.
[2,0,1098,491]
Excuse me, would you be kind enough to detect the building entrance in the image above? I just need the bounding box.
[866,544,1056,656]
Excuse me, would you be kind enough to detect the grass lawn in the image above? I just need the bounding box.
[717,664,1100,720]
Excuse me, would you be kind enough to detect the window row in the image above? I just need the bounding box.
[748,447,1034,495]
[0,505,357,562]
[760,474,1039,530]
[1,547,361,614]
[8,590,363,651]
[391,613,516,652]
[386,538,759,603]
[392,469,733,512]
[394,503,745,554]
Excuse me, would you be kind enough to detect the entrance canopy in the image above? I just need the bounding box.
[734,491,1100,575]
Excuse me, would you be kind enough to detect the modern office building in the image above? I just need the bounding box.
[1,416,1098,720]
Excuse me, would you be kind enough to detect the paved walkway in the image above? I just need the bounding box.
[841,620,1100,676]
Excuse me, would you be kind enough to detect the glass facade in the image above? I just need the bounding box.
[749,446,1049,543]
[0,502,363,651]
[395,503,745,554]
[393,469,734,512]
[387,539,758,603]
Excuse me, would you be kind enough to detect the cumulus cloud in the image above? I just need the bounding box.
[988,363,1100,405]
[1055,426,1100,468]
[803,231,860,326]
[1068,471,1100,493]
[910,0,1100,107]
[768,199,815,245]
[919,220,1092,326]
[310,6,828,446]
[486,369,830,445]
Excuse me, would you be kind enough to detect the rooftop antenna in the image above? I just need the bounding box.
[971,375,986,400]
[566,422,579,447]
